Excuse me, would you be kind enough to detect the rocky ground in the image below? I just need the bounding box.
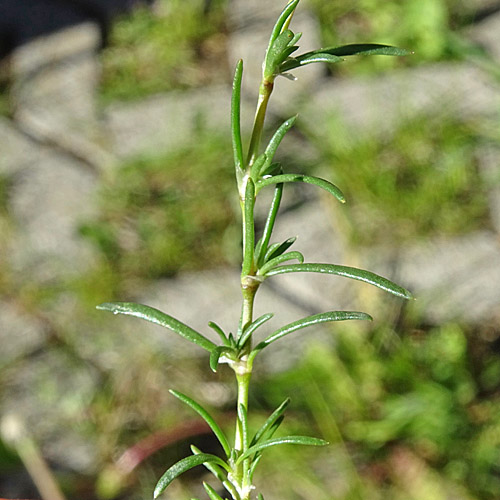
[1,0,500,497]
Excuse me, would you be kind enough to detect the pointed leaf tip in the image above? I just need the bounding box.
[96,302,216,352]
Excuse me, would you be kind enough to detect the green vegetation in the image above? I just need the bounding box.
[313,114,490,245]
[99,0,228,103]
[307,0,478,75]
[254,322,500,499]
[80,128,237,284]
[98,2,412,499]
[1,1,498,499]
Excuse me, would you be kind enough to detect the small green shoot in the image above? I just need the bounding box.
[98,2,412,498]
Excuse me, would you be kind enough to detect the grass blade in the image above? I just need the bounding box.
[265,263,413,299]
[254,311,372,351]
[96,302,216,352]
[170,390,231,457]
[256,174,345,203]
[154,454,229,499]
[236,436,328,464]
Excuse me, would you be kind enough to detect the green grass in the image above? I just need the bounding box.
[312,113,490,245]
[252,322,500,499]
[80,128,238,287]
[99,0,229,103]
[307,0,478,76]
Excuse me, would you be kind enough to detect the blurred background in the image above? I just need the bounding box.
[1,0,500,499]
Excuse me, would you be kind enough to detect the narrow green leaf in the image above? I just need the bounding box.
[281,53,343,71]
[264,263,413,299]
[96,302,216,352]
[258,251,304,276]
[231,60,244,173]
[237,313,274,349]
[260,116,297,175]
[260,161,283,177]
[266,415,285,440]
[241,178,256,276]
[280,43,411,72]
[249,453,263,482]
[288,31,302,47]
[251,398,291,446]
[299,52,344,64]
[238,404,249,449]
[264,237,297,262]
[258,494,265,500]
[254,311,372,352]
[209,345,235,373]
[154,454,229,499]
[192,447,238,500]
[256,174,345,203]
[236,436,328,464]
[208,321,230,347]
[280,44,300,63]
[319,43,412,57]
[170,390,231,457]
[191,445,226,482]
[203,483,224,500]
[265,30,295,78]
[256,183,283,267]
[249,153,268,181]
[266,0,300,57]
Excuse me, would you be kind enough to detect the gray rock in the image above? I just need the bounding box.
[8,153,98,281]
[9,23,114,173]
[1,348,99,473]
[10,23,100,130]
[476,143,500,234]
[301,62,500,141]
[105,85,241,159]
[0,118,43,176]
[389,231,500,324]
[467,10,500,63]
[0,301,47,367]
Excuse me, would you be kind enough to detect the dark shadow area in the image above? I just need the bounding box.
[0,0,154,58]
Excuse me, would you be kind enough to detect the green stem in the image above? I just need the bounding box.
[234,370,252,500]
